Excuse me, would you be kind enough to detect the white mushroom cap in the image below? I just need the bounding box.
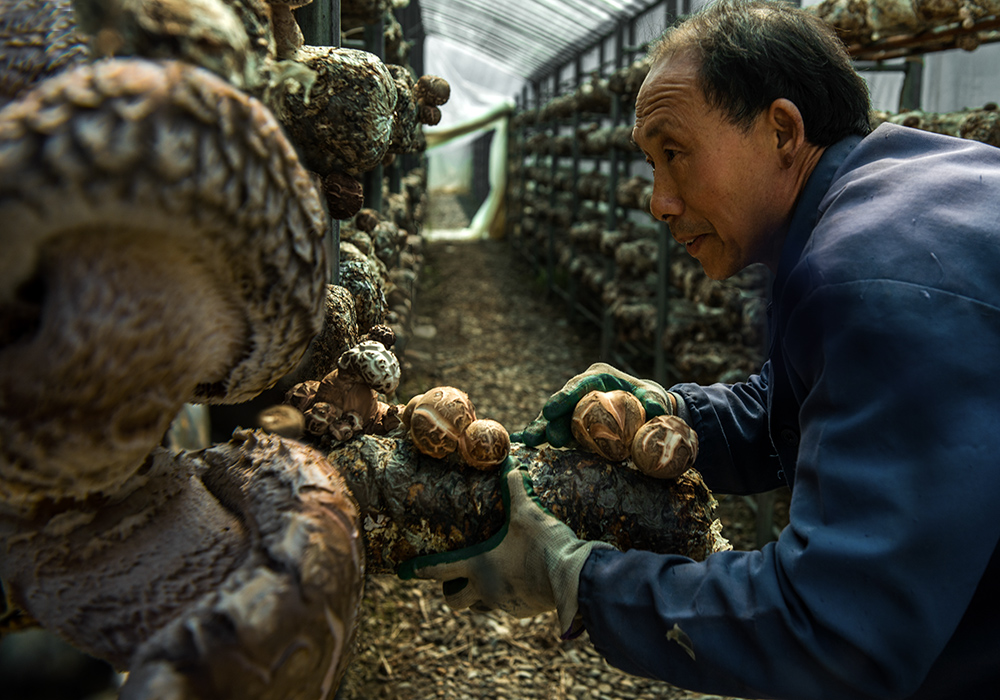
[337,340,400,395]
[0,58,327,511]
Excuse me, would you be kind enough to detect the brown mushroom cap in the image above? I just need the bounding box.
[406,386,477,459]
[0,0,89,104]
[72,0,259,91]
[0,59,327,511]
[459,419,510,471]
[571,390,647,462]
[630,415,699,480]
[313,369,379,430]
[413,74,450,107]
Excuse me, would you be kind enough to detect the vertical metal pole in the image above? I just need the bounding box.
[546,73,557,297]
[654,223,670,386]
[568,53,583,322]
[601,22,625,361]
[297,1,342,285]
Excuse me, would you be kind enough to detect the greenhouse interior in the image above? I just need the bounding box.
[2,1,999,699]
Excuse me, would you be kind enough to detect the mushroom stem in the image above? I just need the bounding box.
[268,2,303,60]
[0,231,245,513]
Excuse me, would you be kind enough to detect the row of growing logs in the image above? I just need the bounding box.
[508,172,770,385]
[812,0,1000,46]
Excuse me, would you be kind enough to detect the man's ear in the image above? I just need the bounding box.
[768,98,806,168]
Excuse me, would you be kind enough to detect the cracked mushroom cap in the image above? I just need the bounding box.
[571,390,647,462]
[0,58,327,511]
[403,387,477,459]
[630,414,699,480]
[459,419,510,471]
[337,340,400,396]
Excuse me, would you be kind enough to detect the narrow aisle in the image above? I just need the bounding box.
[398,237,602,431]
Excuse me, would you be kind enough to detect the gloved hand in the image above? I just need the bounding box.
[398,462,615,639]
[512,362,681,447]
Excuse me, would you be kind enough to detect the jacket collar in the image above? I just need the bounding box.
[773,134,863,298]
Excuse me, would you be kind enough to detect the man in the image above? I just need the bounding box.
[404,1,1000,697]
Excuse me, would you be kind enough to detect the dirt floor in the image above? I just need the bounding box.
[336,192,790,700]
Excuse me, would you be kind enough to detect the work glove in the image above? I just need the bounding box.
[512,362,682,447]
[398,461,615,639]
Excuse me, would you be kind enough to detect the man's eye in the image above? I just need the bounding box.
[665,149,677,162]
[645,158,655,171]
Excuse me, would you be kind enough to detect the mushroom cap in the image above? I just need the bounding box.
[571,390,646,462]
[406,387,477,459]
[72,0,260,91]
[630,415,699,480]
[0,0,89,104]
[413,74,450,107]
[459,419,510,471]
[257,404,305,439]
[314,369,378,426]
[338,340,400,395]
[0,59,327,510]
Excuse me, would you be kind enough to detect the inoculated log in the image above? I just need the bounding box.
[871,105,1000,147]
[327,438,728,574]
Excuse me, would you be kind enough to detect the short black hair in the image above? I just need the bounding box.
[650,0,871,146]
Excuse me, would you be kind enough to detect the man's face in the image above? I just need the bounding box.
[633,53,793,279]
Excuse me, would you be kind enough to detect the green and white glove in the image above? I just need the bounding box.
[512,362,682,447]
[398,462,615,639]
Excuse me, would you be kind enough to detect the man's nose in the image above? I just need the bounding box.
[649,177,683,222]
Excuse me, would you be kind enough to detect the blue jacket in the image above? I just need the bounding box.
[578,124,1000,699]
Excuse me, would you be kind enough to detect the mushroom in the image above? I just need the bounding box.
[307,368,378,440]
[0,0,89,105]
[0,57,327,512]
[413,74,450,107]
[337,339,400,396]
[403,387,477,459]
[459,418,511,471]
[322,170,365,219]
[571,390,647,462]
[256,403,305,438]
[71,0,260,91]
[284,335,401,442]
[630,414,699,480]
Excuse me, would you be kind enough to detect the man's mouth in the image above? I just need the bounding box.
[682,234,707,256]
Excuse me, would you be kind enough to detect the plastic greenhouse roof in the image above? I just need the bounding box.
[418,0,666,80]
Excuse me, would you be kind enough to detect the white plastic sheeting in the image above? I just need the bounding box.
[420,0,664,78]
[418,0,1000,240]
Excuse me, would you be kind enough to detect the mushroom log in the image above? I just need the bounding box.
[327,436,727,574]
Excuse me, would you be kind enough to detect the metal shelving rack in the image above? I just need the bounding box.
[509,0,700,388]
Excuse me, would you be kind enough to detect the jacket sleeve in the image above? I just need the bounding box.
[579,279,1000,699]
[671,368,786,495]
